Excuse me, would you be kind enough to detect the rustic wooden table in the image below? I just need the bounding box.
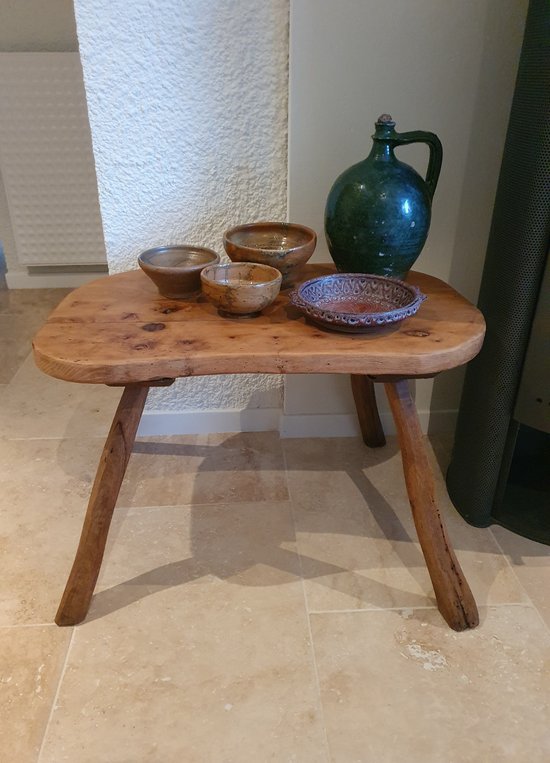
[33,264,485,631]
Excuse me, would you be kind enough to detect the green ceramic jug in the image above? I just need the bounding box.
[325,114,442,278]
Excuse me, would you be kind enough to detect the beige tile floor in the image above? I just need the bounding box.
[1,288,549,762]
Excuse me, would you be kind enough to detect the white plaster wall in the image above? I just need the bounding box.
[74,0,289,412]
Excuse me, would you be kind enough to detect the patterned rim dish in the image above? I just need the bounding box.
[289,273,427,333]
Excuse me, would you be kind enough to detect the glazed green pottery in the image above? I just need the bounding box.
[325,114,442,278]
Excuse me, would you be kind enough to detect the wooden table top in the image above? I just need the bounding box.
[32,265,485,385]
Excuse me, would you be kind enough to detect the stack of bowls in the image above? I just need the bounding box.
[138,221,316,317]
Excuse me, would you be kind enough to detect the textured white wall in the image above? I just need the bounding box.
[74,0,289,412]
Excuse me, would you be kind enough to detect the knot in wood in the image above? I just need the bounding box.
[405,329,430,338]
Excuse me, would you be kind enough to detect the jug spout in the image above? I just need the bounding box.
[374,114,398,138]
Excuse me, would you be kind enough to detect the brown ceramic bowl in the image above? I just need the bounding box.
[200,262,282,317]
[223,222,317,288]
[138,245,220,299]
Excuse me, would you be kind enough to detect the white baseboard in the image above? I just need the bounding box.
[138,407,282,437]
[5,270,107,289]
[138,407,458,438]
[279,412,362,438]
[278,409,457,437]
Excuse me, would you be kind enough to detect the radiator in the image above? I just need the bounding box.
[0,52,106,267]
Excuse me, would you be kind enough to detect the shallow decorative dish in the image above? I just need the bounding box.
[138,245,219,299]
[223,221,317,288]
[289,273,426,333]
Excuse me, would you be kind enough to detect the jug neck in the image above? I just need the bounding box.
[367,114,398,161]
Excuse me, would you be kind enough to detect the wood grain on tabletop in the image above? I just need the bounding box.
[32,264,485,385]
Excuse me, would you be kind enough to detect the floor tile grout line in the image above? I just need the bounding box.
[119,497,293,514]
[301,598,332,763]
[37,627,75,763]
[0,622,62,629]
[277,436,293,508]
[3,433,294,443]
[307,602,536,617]
[486,601,550,608]
[3,435,113,443]
[488,527,550,636]
[281,445,332,763]
[308,605,439,615]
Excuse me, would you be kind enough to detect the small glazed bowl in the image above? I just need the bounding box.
[138,245,220,299]
[223,222,317,288]
[200,262,282,317]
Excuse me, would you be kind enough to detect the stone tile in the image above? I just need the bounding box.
[311,606,550,763]
[0,625,72,763]
[0,289,71,383]
[0,430,287,624]
[0,314,35,383]
[0,287,71,317]
[40,504,327,763]
[492,525,550,629]
[118,431,288,508]
[0,437,107,625]
[0,355,120,439]
[283,437,526,612]
[93,501,301,613]
[434,484,529,609]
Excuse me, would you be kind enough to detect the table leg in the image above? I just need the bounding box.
[350,374,386,447]
[385,379,479,631]
[55,384,149,626]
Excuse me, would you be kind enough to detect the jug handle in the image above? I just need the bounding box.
[392,131,443,198]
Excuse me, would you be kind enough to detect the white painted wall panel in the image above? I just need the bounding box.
[287,0,527,428]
